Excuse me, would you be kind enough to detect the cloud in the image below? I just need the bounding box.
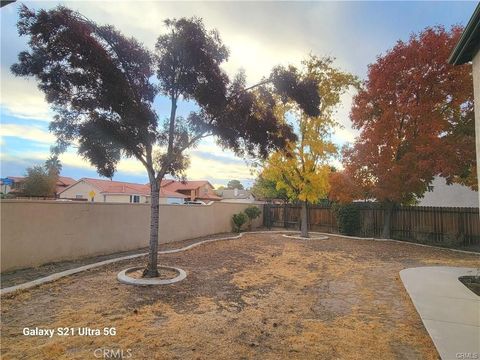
[1,123,56,144]
[5,1,471,183]
[0,71,53,122]
[187,152,252,180]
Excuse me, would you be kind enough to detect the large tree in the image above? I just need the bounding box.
[329,26,476,238]
[12,6,322,277]
[23,155,62,198]
[23,166,55,197]
[226,179,244,190]
[262,56,358,237]
[251,173,289,202]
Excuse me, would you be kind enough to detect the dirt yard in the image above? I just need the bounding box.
[1,232,479,359]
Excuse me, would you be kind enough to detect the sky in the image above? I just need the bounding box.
[0,1,476,188]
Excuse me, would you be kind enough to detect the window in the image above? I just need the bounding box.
[75,195,83,199]
[130,195,140,203]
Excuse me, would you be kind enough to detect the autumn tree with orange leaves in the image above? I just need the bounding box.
[330,26,476,238]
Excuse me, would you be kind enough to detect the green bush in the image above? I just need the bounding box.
[333,203,360,236]
[245,206,261,220]
[232,212,248,233]
[244,206,261,230]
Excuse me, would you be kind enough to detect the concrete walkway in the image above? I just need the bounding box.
[400,267,480,360]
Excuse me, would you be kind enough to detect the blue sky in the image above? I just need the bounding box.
[0,1,476,188]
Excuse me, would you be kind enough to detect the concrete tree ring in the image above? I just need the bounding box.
[282,234,329,240]
[117,266,186,285]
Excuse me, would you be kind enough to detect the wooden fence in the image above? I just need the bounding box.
[263,204,480,247]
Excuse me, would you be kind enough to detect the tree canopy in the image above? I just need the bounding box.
[226,180,244,190]
[22,155,62,197]
[251,174,288,202]
[262,57,358,203]
[261,56,358,236]
[12,5,324,276]
[329,26,476,206]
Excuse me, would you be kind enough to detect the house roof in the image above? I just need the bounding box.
[217,189,254,199]
[160,188,187,198]
[3,176,25,183]
[162,180,214,191]
[196,194,222,201]
[161,180,221,200]
[61,178,151,196]
[57,176,76,186]
[449,3,480,65]
[59,177,188,198]
[4,175,76,185]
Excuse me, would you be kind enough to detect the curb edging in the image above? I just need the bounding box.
[1,230,478,296]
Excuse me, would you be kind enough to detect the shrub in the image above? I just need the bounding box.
[333,203,360,236]
[232,212,248,233]
[244,206,261,230]
[244,206,261,220]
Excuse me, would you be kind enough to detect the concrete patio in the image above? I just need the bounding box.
[400,267,480,360]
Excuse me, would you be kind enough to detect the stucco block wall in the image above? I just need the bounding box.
[0,200,262,272]
[473,52,480,198]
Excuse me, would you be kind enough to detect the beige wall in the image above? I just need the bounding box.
[473,52,480,200]
[59,180,102,202]
[0,200,262,272]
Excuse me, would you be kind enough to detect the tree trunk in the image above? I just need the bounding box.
[144,180,160,277]
[300,200,309,238]
[381,201,395,239]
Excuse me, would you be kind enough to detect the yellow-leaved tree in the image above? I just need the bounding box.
[262,56,358,237]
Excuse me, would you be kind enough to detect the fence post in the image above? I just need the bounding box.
[264,203,272,229]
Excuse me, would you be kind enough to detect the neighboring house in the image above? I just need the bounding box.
[0,176,25,194]
[161,180,222,202]
[1,176,76,198]
[58,177,189,204]
[55,176,76,196]
[449,3,480,199]
[217,188,257,203]
[159,186,188,204]
[59,178,152,203]
[417,176,479,208]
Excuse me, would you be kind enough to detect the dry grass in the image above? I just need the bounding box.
[1,233,479,359]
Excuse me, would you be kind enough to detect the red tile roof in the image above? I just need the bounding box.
[57,176,76,186]
[80,178,151,196]
[160,188,187,198]
[162,180,213,191]
[197,194,222,201]
[58,177,222,200]
[60,178,187,198]
[161,180,222,201]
